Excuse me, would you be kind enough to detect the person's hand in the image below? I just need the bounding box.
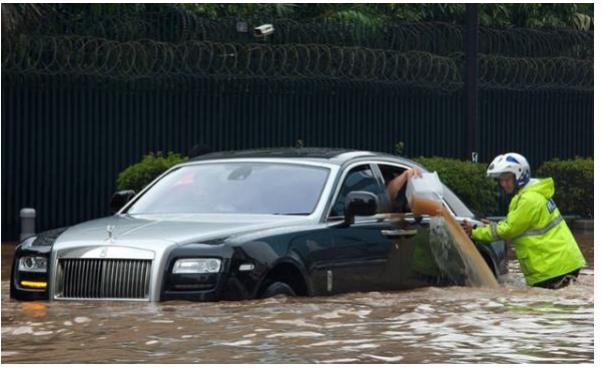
[387,167,424,201]
[399,167,422,182]
[462,220,474,237]
[407,167,423,178]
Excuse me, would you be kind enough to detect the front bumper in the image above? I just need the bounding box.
[11,241,265,302]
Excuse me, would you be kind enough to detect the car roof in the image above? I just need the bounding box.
[188,147,419,167]
[185,147,472,216]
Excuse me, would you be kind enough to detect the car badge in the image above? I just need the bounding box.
[106,225,116,243]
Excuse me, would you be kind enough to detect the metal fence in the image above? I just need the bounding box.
[0,12,594,240]
[1,77,593,240]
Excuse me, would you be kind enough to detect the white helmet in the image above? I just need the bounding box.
[486,153,531,187]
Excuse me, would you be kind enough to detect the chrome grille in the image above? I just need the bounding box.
[56,259,152,300]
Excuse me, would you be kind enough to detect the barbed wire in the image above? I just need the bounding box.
[0,36,462,91]
[1,36,592,91]
[450,52,593,91]
[30,9,593,59]
[266,21,593,60]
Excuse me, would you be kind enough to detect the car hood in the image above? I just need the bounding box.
[53,213,310,251]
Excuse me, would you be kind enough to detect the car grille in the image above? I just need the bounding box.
[55,259,152,300]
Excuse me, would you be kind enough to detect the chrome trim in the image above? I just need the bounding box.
[239,263,255,272]
[52,246,155,301]
[58,246,154,260]
[55,258,152,301]
[381,229,418,237]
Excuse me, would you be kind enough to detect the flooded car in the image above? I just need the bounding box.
[10,148,507,302]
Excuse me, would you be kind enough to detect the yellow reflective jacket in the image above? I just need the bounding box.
[471,178,586,285]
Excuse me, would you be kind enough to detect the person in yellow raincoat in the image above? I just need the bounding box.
[462,153,586,289]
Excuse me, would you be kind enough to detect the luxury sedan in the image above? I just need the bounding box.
[11,148,507,302]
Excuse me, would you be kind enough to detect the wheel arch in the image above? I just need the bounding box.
[476,243,500,278]
[256,257,312,297]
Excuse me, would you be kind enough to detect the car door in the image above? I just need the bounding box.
[376,161,508,288]
[374,162,448,288]
[318,163,404,293]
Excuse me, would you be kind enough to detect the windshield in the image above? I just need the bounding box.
[127,162,330,215]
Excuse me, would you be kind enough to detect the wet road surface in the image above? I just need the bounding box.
[1,230,594,363]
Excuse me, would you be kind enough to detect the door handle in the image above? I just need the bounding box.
[381,229,418,239]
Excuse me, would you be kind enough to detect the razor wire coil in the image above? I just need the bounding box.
[1,35,593,91]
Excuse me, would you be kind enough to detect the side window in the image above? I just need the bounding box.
[378,163,472,217]
[442,186,473,217]
[330,164,384,217]
[378,164,410,213]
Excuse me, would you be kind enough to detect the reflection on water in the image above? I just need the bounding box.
[1,231,594,363]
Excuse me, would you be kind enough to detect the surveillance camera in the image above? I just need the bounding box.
[254,24,274,37]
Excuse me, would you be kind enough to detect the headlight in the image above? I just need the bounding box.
[172,258,221,274]
[18,256,48,273]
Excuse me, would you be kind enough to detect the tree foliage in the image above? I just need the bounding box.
[181,3,593,31]
[536,157,593,217]
[2,3,594,36]
[116,152,187,192]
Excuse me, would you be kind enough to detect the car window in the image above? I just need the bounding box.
[377,164,410,213]
[376,162,474,218]
[330,164,385,217]
[442,186,474,218]
[127,163,330,215]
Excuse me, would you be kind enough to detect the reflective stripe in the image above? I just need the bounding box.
[513,215,564,242]
[490,222,500,241]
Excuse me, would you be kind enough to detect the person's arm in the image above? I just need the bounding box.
[471,194,537,243]
[386,168,422,201]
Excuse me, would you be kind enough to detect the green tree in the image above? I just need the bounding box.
[536,157,593,217]
[116,152,188,192]
[181,3,593,31]
[3,3,593,35]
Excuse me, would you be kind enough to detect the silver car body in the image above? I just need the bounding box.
[49,158,341,301]
[44,153,474,301]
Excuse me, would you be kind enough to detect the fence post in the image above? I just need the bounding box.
[20,208,36,242]
[465,4,479,161]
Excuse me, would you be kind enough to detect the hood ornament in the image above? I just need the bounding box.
[106,225,116,243]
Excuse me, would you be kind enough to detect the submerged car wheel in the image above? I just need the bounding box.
[261,281,296,298]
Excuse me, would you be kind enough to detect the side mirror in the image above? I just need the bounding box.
[344,191,378,226]
[111,190,136,214]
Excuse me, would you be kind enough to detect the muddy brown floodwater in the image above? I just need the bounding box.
[1,230,594,364]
